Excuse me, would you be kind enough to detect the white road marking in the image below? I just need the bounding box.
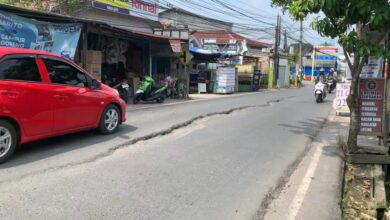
[287,144,323,220]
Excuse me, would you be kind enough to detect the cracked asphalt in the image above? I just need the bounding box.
[0,87,334,220]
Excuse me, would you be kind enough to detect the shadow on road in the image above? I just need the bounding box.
[2,124,137,168]
[278,118,326,138]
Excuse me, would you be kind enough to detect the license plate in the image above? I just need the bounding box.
[136,89,144,94]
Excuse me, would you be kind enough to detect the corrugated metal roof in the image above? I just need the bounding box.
[191,30,271,48]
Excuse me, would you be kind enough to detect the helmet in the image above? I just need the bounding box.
[330,68,334,72]
[320,68,325,72]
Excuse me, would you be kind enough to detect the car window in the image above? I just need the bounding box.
[44,59,89,87]
[0,57,41,82]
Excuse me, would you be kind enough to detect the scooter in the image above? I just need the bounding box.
[315,81,327,103]
[133,76,168,104]
[327,77,336,94]
[104,77,131,104]
[112,79,131,104]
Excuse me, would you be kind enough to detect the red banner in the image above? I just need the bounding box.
[359,79,385,135]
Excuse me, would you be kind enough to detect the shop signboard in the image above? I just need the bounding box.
[131,0,159,21]
[315,47,338,61]
[0,11,82,60]
[333,83,351,113]
[216,66,236,94]
[92,0,131,15]
[360,56,384,79]
[93,0,159,20]
[359,78,385,136]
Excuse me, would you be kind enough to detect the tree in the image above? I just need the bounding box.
[271,0,390,152]
[0,0,81,15]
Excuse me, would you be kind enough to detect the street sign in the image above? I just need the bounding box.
[359,78,385,136]
[179,48,193,65]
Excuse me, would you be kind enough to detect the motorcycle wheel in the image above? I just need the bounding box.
[316,94,322,103]
[133,94,141,104]
[119,89,129,103]
[156,96,165,103]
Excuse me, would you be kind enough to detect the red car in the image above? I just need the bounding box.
[0,47,126,163]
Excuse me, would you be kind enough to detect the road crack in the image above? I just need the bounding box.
[0,98,289,185]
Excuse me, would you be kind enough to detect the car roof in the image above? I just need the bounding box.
[0,47,62,59]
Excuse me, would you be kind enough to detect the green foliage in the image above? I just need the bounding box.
[272,0,390,59]
[0,0,80,14]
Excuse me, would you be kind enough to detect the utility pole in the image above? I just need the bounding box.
[273,14,281,88]
[298,19,303,79]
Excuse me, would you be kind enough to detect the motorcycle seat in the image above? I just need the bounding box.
[152,84,166,90]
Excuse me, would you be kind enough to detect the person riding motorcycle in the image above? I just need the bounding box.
[315,68,327,84]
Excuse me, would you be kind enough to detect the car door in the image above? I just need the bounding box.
[0,55,53,138]
[40,57,102,132]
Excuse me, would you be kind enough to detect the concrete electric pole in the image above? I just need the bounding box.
[273,14,281,88]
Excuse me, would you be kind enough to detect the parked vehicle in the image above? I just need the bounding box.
[0,47,127,163]
[106,78,131,103]
[314,81,327,103]
[133,76,168,104]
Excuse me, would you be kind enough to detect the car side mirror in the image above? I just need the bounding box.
[91,79,100,89]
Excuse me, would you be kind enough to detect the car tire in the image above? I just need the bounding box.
[0,120,17,164]
[98,105,121,135]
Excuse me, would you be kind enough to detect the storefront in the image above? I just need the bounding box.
[0,4,188,98]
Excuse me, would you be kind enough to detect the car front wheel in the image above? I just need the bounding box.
[0,120,17,164]
[98,105,121,135]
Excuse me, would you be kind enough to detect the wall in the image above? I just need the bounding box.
[160,10,233,31]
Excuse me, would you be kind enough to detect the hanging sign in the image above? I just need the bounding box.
[0,11,82,60]
[169,40,182,53]
[359,78,385,136]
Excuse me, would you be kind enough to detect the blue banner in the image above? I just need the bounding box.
[0,10,82,60]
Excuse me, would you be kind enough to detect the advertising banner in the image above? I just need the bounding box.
[131,0,159,21]
[93,0,131,15]
[359,78,385,136]
[92,0,159,21]
[315,47,338,61]
[360,56,384,79]
[333,83,350,113]
[0,11,82,60]
[216,66,236,94]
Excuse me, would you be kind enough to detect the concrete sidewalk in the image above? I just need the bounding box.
[264,109,349,220]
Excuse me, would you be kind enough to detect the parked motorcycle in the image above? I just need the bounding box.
[315,81,327,103]
[104,77,131,104]
[133,76,168,104]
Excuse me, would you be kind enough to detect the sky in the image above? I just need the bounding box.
[161,0,334,46]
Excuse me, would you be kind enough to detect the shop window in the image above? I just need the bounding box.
[0,57,41,82]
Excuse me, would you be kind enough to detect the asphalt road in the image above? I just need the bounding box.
[0,86,334,220]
